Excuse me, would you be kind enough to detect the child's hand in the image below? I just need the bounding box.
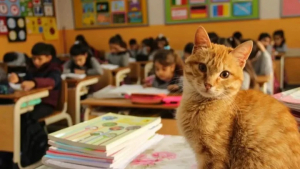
[74,69,86,74]
[143,83,152,88]
[116,45,126,52]
[21,81,35,91]
[168,84,179,92]
[9,73,19,84]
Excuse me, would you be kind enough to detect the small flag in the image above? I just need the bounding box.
[172,0,188,5]
[211,4,229,17]
[190,5,207,18]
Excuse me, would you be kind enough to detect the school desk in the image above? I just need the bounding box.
[103,67,131,86]
[0,88,50,169]
[81,98,180,135]
[65,76,99,124]
[129,61,152,84]
[256,75,271,94]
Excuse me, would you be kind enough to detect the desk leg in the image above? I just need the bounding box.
[67,88,77,125]
[280,56,285,89]
[84,106,92,121]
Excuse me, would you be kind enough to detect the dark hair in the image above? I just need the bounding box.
[153,49,183,76]
[244,61,257,89]
[242,39,259,60]
[142,37,158,53]
[69,43,92,69]
[184,42,194,55]
[156,36,169,46]
[273,30,286,48]
[31,42,52,56]
[216,38,231,47]
[233,31,242,40]
[3,52,18,63]
[208,32,219,44]
[75,35,89,47]
[109,34,127,48]
[129,39,137,45]
[258,33,271,41]
[227,37,240,48]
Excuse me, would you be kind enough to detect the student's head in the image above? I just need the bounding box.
[156,35,169,49]
[216,38,231,47]
[31,42,52,68]
[142,37,157,55]
[233,31,243,41]
[208,32,219,44]
[129,39,138,50]
[3,52,18,63]
[75,35,89,47]
[109,34,126,53]
[153,49,183,81]
[258,33,271,47]
[183,42,194,60]
[273,30,285,47]
[70,43,89,67]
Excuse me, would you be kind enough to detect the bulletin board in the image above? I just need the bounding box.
[281,0,300,18]
[165,0,259,24]
[0,0,58,42]
[73,0,148,29]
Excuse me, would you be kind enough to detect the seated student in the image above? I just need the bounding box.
[144,49,184,92]
[208,32,219,44]
[137,37,158,60]
[129,38,139,58]
[108,35,130,67]
[258,33,272,55]
[156,34,170,50]
[242,61,257,90]
[183,42,193,61]
[247,40,273,94]
[8,42,62,120]
[63,43,103,75]
[233,31,243,42]
[3,52,28,66]
[273,30,287,53]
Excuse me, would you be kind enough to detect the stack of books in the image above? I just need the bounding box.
[273,88,300,130]
[42,113,163,169]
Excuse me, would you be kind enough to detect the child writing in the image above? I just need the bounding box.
[247,40,273,94]
[129,38,139,58]
[63,43,103,75]
[8,42,62,120]
[108,34,130,67]
[139,37,158,61]
[144,49,184,92]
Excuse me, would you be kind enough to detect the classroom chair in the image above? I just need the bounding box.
[115,68,131,87]
[39,80,72,126]
[144,62,153,79]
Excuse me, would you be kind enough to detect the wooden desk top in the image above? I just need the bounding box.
[256,75,270,85]
[110,67,130,73]
[65,76,100,85]
[0,87,50,100]
[81,98,178,109]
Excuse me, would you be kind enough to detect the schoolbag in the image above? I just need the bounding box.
[20,114,48,167]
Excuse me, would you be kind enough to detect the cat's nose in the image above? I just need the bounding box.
[204,83,212,90]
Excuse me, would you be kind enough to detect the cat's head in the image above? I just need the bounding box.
[184,26,253,99]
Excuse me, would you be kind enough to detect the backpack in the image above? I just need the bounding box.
[20,114,48,167]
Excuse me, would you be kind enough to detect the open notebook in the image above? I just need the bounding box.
[101,64,119,70]
[273,88,300,111]
[93,85,169,99]
[61,73,86,80]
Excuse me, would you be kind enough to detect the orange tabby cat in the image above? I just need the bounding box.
[176,26,300,169]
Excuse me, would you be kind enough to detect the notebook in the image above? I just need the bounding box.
[61,73,86,80]
[273,88,300,111]
[43,134,164,169]
[48,113,161,151]
[101,64,119,70]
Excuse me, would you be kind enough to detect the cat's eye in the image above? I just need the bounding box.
[198,63,207,73]
[220,71,230,79]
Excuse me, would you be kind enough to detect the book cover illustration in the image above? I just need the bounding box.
[49,113,160,148]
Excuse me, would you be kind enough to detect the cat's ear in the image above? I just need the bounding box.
[192,26,211,54]
[230,40,253,68]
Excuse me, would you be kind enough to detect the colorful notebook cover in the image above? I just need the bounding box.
[48,113,161,151]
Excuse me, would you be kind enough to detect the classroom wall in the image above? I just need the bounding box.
[57,0,300,53]
[0,0,63,60]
